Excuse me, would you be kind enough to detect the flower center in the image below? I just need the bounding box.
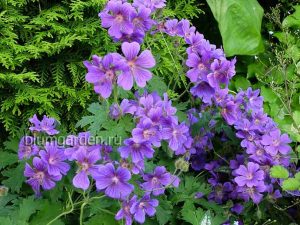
[246,172,253,180]
[133,17,141,26]
[115,14,124,23]
[24,146,32,155]
[256,149,263,156]
[273,139,280,147]
[128,60,135,69]
[139,202,145,208]
[112,176,119,184]
[133,143,141,149]
[198,63,205,70]
[143,129,154,139]
[105,70,115,80]
[80,162,89,171]
[49,157,56,165]
[246,187,254,196]
[152,177,158,184]
[34,171,45,183]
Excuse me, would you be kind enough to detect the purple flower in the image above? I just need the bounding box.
[261,130,292,156]
[220,100,237,125]
[100,144,113,162]
[130,195,159,224]
[115,198,136,225]
[186,32,205,54]
[234,162,264,187]
[109,103,122,119]
[246,142,267,163]
[39,142,70,176]
[194,192,204,199]
[99,1,135,39]
[207,58,236,88]
[190,150,207,171]
[64,132,101,161]
[164,19,180,36]
[18,136,39,160]
[95,163,134,199]
[72,149,101,190]
[141,166,172,195]
[190,81,215,104]
[162,121,190,153]
[132,6,153,35]
[84,53,124,98]
[132,118,161,147]
[237,181,266,204]
[133,0,166,12]
[24,157,61,195]
[120,99,138,115]
[29,114,59,135]
[118,138,154,163]
[231,203,244,215]
[117,42,155,90]
[186,52,209,83]
[178,19,196,39]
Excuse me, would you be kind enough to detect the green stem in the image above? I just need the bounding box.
[46,192,74,225]
[80,202,88,225]
[113,85,119,105]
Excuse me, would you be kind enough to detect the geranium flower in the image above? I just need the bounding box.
[24,157,61,195]
[234,162,264,187]
[18,136,39,160]
[99,1,135,39]
[39,142,70,176]
[118,138,154,163]
[117,42,155,90]
[95,163,134,199]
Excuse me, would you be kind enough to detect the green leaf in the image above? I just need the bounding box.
[234,76,251,90]
[282,178,300,191]
[200,211,212,225]
[85,213,119,225]
[282,5,300,29]
[295,172,300,181]
[12,196,41,225]
[0,151,18,169]
[181,201,204,225]
[261,86,277,103]
[2,163,25,192]
[30,200,64,225]
[270,165,289,179]
[207,0,264,56]
[76,103,108,135]
[147,75,167,96]
[292,111,300,126]
[156,200,173,225]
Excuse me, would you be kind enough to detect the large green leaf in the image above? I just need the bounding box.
[283,5,300,29]
[207,0,264,56]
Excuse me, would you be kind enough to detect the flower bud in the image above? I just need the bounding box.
[0,186,8,197]
[109,103,122,119]
[175,158,189,172]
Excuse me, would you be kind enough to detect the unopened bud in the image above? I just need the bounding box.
[0,186,8,197]
[175,158,189,172]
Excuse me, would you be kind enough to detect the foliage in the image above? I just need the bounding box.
[1,0,300,225]
[0,0,113,136]
[207,0,265,56]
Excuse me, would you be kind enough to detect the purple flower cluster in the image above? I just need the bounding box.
[23,141,69,196]
[18,1,296,224]
[99,0,161,43]
[160,16,292,207]
[118,92,192,168]
[29,114,59,135]
[84,41,156,98]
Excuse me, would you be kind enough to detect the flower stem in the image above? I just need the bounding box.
[79,202,88,225]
